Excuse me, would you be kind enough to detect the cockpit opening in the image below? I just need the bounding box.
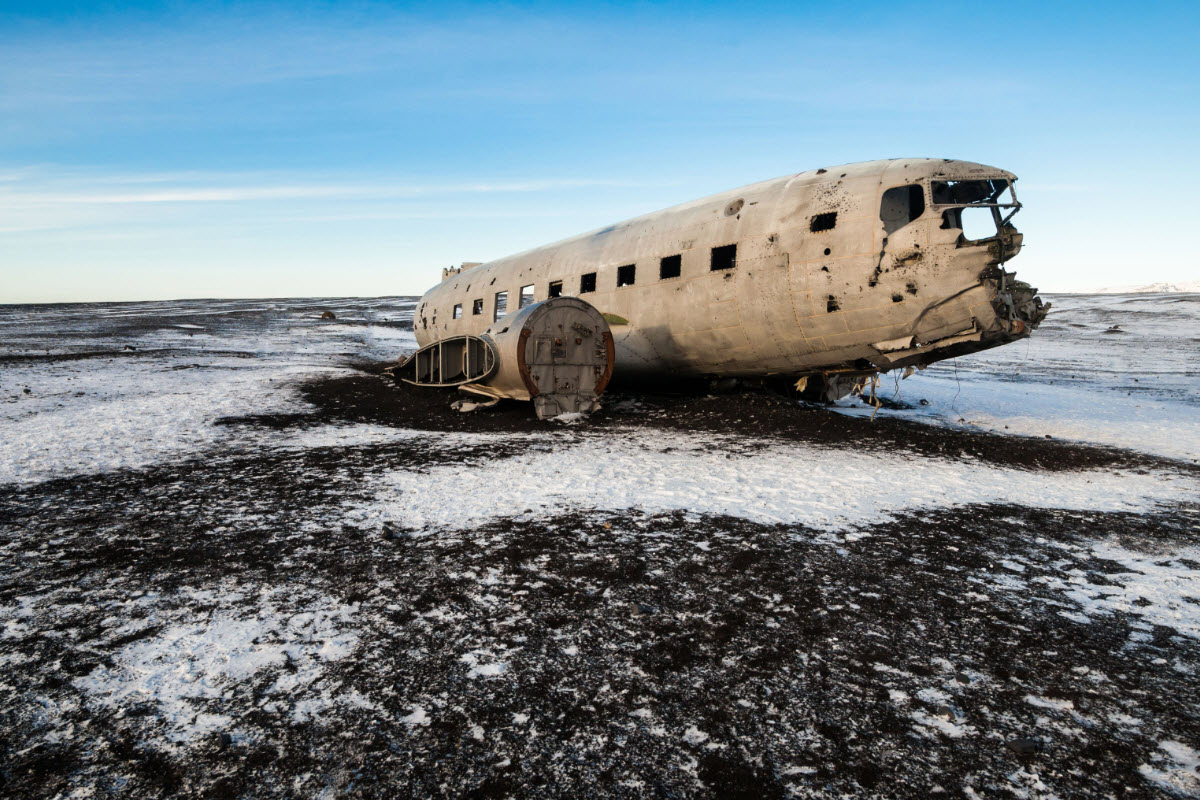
[946,206,1004,241]
[932,178,1020,242]
[931,179,1010,205]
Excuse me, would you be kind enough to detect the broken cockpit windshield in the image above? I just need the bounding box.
[932,178,1020,242]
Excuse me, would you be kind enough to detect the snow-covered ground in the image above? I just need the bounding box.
[0,298,418,485]
[357,430,1195,532]
[1091,281,1200,294]
[838,293,1200,462]
[3,293,1196,483]
[0,294,1197,798]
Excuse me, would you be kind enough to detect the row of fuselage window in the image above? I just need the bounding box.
[434,242,739,325]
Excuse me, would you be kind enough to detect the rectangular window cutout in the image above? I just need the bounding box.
[616,264,636,287]
[810,211,838,232]
[548,280,563,298]
[880,185,926,234]
[452,303,462,319]
[710,243,737,271]
[494,291,508,321]
[519,284,534,308]
[472,298,483,315]
[660,254,682,279]
[580,272,597,293]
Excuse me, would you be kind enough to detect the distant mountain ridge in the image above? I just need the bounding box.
[1087,281,1200,294]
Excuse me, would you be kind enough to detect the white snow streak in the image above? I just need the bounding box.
[356,430,1196,533]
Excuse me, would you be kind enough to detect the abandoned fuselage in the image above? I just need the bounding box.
[402,158,1048,413]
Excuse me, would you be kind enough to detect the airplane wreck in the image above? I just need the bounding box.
[392,158,1048,418]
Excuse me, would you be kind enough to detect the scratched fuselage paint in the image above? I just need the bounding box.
[416,158,1043,379]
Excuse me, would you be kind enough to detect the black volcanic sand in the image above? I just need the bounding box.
[232,364,1194,474]
[1,363,1198,799]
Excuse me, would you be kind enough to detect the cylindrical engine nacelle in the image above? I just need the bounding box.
[477,296,614,419]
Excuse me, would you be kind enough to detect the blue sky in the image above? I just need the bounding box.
[1,1,1197,302]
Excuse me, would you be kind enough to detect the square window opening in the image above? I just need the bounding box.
[548,280,563,298]
[472,298,483,315]
[452,303,462,319]
[519,284,535,309]
[616,264,636,287]
[880,185,926,234]
[660,254,682,279]
[810,211,838,232]
[494,291,508,321]
[580,272,597,293]
[710,243,737,271]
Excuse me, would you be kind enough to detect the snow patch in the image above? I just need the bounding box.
[361,429,1197,533]
[833,292,1200,461]
[1035,539,1200,640]
[1139,739,1200,796]
[73,587,358,742]
[910,710,975,739]
[1024,695,1075,713]
[401,706,430,727]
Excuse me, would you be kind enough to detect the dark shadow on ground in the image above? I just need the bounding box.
[211,363,1198,475]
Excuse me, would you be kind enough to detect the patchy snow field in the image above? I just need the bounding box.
[838,293,1200,462]
[0,299,417,486]
[1,294,1198,799]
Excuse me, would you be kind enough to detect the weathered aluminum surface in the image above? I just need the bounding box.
[470,296,613,419]
[413,158,1048,401]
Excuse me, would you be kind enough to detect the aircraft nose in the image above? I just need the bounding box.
[1003,230,1024,260]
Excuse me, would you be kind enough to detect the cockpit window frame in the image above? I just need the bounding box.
[930,178,1022,231]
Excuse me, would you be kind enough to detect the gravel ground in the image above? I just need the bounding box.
[2,367,1199,799]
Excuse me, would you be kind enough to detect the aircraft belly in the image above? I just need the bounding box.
[612,328,669,372]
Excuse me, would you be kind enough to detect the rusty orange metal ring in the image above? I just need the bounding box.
[594,331,616,395]
[515,327,539,397]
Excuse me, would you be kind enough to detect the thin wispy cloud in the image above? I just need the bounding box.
[0,171,662,209]
[0,168,673,239]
